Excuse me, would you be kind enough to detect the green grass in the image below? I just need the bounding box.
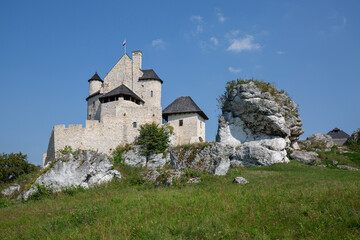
[317,149,360,169]
[1,161,359,239]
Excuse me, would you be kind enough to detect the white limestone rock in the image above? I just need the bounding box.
[232,139,289,166]
[170,143,233,175]
[306,133,334,151]
[233,177,249,185]
[20,151,121,200]
[187,177,201,184]
[147,152,170,169]
[1,184,20,196]
[290,151,319,164]
[216,81,303,146]
[122,147,147,167]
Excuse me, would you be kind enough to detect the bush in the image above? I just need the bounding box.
[137,123,170,156]
[0,152,36,184]
[112,144,133,165]
[27,184,53,201]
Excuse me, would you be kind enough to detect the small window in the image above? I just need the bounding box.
[179,120,183,126]
[92,102,95,107]
[89,114,91,119]
[200,122,202,128]
[133,122,137,128]
[150,91,153,97]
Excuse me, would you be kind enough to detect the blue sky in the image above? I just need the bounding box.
[1,0,359,165]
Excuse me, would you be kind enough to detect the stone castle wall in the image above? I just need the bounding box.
[168,113,206,145]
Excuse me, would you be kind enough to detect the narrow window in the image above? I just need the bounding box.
[133,122,137,128]
[92,102,95,107]
[179,120,183,126]
[151,91,153,97]
[200,121,202,128]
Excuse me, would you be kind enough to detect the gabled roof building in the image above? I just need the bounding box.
[44,51,208,165]
[327,128,349,145]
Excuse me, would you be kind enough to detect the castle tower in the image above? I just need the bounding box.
[88,72,103,95]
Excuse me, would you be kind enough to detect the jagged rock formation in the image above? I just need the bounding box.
[1,184,20,196]
[297,133,334,151]
[217,81,303,146]
[216,80,303,165]
[20,151,121,200]
[345,131,360,145]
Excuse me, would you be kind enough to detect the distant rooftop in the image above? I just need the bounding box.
[99,84,144,103]
[327,128,349,139]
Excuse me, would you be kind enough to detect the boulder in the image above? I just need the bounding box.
[20,151,121,200]
[290,151,319,164]
[306,133,334,151]
[122,146,170,169]
[187,177,201,184]
[233,177,249,184]
[216,81,303,146]
[169,143,232,175]
[337,165,359,171]
[142,169,183,186]
[122,146,147,167]
[231,138,289,166]
[1,184,20,196]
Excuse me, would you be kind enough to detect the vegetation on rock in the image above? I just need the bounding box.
[137,123,170,156]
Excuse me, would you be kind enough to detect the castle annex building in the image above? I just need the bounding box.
[44,51,208,165]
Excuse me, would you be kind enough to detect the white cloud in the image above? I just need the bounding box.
[210,37,218,46]
[277,50,284,55]
[190,15,204,33]
[216,9,226,23]
[228,66,242,73]
[227,35,260,53]
[152,39,165,49]
[190,15,203,22]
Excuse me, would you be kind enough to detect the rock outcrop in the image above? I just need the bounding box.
[345,131,360,145]
[306,133,334,151]
[1,184,20,196]
[216,80,303,166]
[290,151,319,164]
[216,81,303,146]
[20,151,121,200]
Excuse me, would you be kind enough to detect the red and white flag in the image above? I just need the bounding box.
[122,40,126,46]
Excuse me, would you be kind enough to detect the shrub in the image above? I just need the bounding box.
[137,123,170,156]
[27,184,53,201]
[0,152,36,184]
[112,144,133,165]
[0,199,8,208]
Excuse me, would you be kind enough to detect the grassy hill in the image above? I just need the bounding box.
[1,157,360,239]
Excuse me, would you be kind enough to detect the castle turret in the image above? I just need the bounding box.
[88,72,103,96]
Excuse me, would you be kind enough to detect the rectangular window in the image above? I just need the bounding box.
[133,122,137,128]
[200,121,202,128]
[150,91,153,97]
[179,120,183,126]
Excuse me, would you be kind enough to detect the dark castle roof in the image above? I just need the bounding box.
[85,90,101,101]
[327,128,349,139]
[88,72,103,82]
[163,96,208,121]
[139,69,163,83]
[99,84,144,103]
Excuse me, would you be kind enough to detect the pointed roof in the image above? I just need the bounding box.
[139,69,163,83]
[327,128,349,139]
[163,96,208,121]
[88,72,103,82]
[99,84,144,103]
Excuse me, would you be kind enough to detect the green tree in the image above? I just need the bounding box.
[137,123,170,156]
[0,152,36,183]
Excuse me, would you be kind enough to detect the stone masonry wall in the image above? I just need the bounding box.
[168,113,205,145]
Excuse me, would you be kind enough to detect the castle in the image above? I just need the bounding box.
[44,51,208,165]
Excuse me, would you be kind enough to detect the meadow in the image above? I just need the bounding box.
[1,159,359,240]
